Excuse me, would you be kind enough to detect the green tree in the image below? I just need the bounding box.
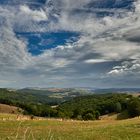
[82,110,96,120]
[115,102,122,113]
[72,109,80,118]
[83,113,95,120]
[128,99,140,117]
[95,111,100,120]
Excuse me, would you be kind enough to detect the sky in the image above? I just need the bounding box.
[0,0,140,88]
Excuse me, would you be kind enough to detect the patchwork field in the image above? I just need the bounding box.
[0,114,140,140]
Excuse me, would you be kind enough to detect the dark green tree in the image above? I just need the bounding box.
[83,113,95,120]
[115,102,122,113]
[82,110,96,120]
[95,111,100,120]
[128,99,140,117]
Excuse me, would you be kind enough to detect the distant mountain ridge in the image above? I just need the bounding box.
[91,88,140,93]
[8,87,140,94]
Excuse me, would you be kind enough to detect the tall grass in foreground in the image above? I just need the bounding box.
[0,116,140,140]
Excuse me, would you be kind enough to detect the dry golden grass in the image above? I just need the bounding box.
[127,93,140,97]
[0,113,140,140]
[0,104,22,114]
[100,113,118,120]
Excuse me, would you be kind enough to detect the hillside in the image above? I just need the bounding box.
[1,88,140,120]
[0,104,22,114]
[58,93,130,118]
[0,88,92,105]
[0,88,94,118]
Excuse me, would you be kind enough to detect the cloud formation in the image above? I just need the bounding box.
[0,0,140,88]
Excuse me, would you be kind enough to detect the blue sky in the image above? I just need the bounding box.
[17,32,80,55]
[0,0,140,88]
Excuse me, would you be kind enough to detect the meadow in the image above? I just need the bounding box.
[0,114,140,140]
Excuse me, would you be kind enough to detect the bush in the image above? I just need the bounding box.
[83,113,95,120]
[127,99,140,117]
[82,110,96,120]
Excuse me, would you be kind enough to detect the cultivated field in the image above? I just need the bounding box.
[0,114,140,140]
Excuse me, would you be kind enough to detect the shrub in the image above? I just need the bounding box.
[127,99,140,117]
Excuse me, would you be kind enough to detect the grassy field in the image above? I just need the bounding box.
[0,114,140,140]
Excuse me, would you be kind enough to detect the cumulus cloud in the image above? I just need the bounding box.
[108,59,140,75]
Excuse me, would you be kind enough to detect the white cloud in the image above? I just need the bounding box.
[20,5,48,22]
[84,59,108,64]
[108,59,140,76]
